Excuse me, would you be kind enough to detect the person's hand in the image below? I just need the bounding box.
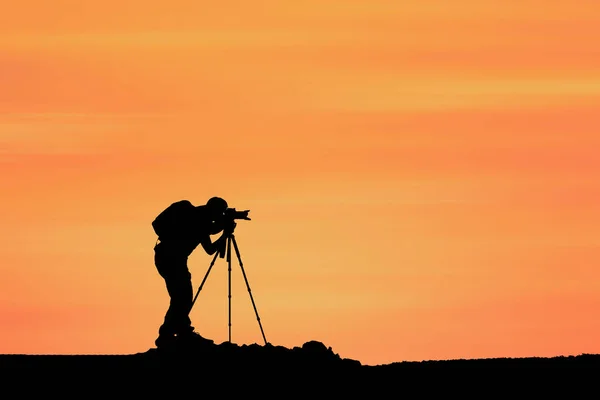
[215,235,227,256]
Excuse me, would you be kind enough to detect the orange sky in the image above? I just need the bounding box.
[1,0,600,365]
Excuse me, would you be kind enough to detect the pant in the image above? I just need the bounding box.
[154,242,195,337]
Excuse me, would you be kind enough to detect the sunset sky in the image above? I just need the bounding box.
[1,0,600,365]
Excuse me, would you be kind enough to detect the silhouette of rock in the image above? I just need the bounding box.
[139,339,362,374]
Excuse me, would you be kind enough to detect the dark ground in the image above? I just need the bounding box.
[1,340,598,395]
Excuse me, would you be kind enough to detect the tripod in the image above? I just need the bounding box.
[190,230,268,345]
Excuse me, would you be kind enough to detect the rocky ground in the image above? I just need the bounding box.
[1,340,597,395]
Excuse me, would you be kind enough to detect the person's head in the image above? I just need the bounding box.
[205,197,228,231]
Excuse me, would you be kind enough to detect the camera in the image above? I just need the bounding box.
[223,208,251,222]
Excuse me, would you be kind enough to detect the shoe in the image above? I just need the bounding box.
[155,334,177,349]
[177,331,214,347]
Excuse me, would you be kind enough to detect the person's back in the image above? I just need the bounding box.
[153,200,220,258]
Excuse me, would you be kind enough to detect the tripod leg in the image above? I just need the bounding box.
[227,235,232,343]
[191,250,219,310]
[231,235,268,346]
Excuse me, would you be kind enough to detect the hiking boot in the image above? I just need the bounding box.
[177,331,214,347]
[155,334,177,349]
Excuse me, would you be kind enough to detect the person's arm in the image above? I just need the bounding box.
[200,234,225,255]
[200,221,236,255]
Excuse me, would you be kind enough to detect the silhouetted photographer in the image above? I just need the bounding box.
[151,196,250,349]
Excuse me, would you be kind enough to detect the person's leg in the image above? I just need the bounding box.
[154,245,213,348]
[155,247,193,346]
[162,268,194,336]
[160,267,213,346]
